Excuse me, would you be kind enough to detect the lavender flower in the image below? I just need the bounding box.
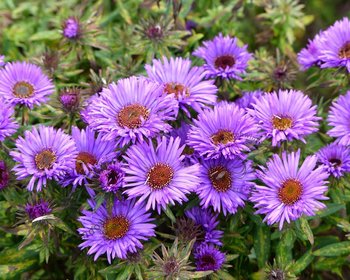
[99,162,125,193]
[25,200,52,220]
[297,31,324,70]
[235,90,264,110]
[0,102,18,141]
[59,88,80,113]
[194,243,225,272]
[62,17,80,39]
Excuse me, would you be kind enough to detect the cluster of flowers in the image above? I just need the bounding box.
[1,18,350,271]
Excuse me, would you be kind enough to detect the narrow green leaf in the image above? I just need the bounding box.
[300,217,314,245]
[313,241,350,257]
[291,249,314,274]
[276,228,296,267]
[253,225,270,268]
[164,206,176,223]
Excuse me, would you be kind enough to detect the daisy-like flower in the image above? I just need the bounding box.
[193,33,252,80]
[187,102,258,160]
[123,136,200,213]
[78,198,156,263]
[317,143,350,178]
[145,56,217,114]
[84,77,178,146]
[99,162,125,193]
[318,17,350,72]
[194,243,225,272]
[185,206,223,246]
[297,31,324,70]
[0,102,18,141]
[196,157,255,215]
[61,126,116,189]
[0,161,9,190]
[0,62,54,108]
[248,89,320,146]
[10,126,78,191]
[235,90,264,110]
[251,150,329,230]
[25,200,52,220]
[328,91,350,145]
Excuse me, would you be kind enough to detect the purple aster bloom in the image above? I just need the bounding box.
[0,62,54,109]
[194,243,225,272]
[61,126,116,189]
[84,76,178,146]
[78,198,156,263]
[99,162,125,193]
[248,89,320,146]
[0,161,10,190]
[327,91,350,145]
[318,17,350,72]
[0,55,5,67]
[193,33,252,80]
[59,87,80,113]
[80,93,99,124]
[251,150,329,230]
[317,143,350,178]
[10,126,78,191]
[235,90,264,110]
[25,200,52,220]
[185,206,223,246]
[123,136,200,213]
[187,102,258,160]
[196,157,255,215]
[145,57,217,114]
[63,17,80,39]
[0,102,18,141]
[297,31,324,70]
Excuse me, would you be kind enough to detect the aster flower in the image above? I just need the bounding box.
[25,200,52,220]
[78,198,156,263]
[248,89,320,146]
[196,157,255,215]
[10,126,78,191]
[194,243,225,272]
[0,102,18,141]
[297,32,324,70]
[62,17,80,39]
[99,162,125,193]
[58,87,81,113]
[61,126,116,189]
[185,206,223,246]
[193,33,252,80]
[123,136,200,213]
[235,90,264,110]
[316,143,350,178]
[327,91,350,145]
[0,161,9,190]
[0,62,54,109]
[187,102,258,160]
[145,56,217,114]
[84,77,178,146]
[251,150,329,230]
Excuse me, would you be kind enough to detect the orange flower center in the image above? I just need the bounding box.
[35,149,56,170]
[117,104,149,129]
[278,179,303,205]
[272,116,293,131]
[104,216,130,240]
[209,165,232,192]
[214,55,235,69]
[13,82,34,98]
[76,152,97,174]
[147,163,174,190]
[211,130,234,145]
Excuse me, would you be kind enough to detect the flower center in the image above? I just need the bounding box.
[147,163,174,190]
[107,170,119,185]
[117,104,150,129]
[13,82,34,98]
[103,215,130,240]
[164,83,190,99]
[339,42,350,59]
[201,254,217,267]
[211,129,234,145]
[278,179,303,205]
[146,25,163,39]
[329,158,342,167]
[272,116,293,131]
[163,257,179,275]
[209,166,232,192]
[214,55,235,69]
[76,152,97,174]
[35,149,56,170]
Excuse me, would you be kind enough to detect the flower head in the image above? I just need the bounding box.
[194,243,225,272]
[58,87,81,113]
[62,17,80,39]
[0,161,10,190]
[25,200,52,220]
[297,31,324,70]
[0,102,18,141]
[99,162,125,193]
[235,90,264,110]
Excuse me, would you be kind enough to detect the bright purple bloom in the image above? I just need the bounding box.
[193,33,252,80]
[235,90,264,110]
[185,207,223,246]
[196,157,255,215]
[194,243,225,272]
[10,126,78,191]
[0,62,54,109]
[248,89,320,146]
[187,102,258,160]
[25,200,52,220]
[0,161,9,190]
[0,102,18,141]
[145,57,217,114]
[99,162,125,193]
[63,18,80,39]
[251,150,329,230]
[297,31,324,70]
[84,77,178,146]
[317,143,350,178]
[123,136,200,213]
[78,199,156,263]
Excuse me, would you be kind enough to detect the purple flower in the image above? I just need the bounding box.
[25,200,52,220]
[0,102,18,141]
[84,77,178,146]
[185,207,223,246]
[194,243,225,272]
[297,31,324,70]
[10,125,78,191]
[196,157,255,215]
[145,57,217,114]
[248,89,320,146]
[251,150,329,230]
[61,126,116,189]
[0,161,9,190]
[99,162,125,193]
[0,62,54,109]
[317,143,350,178]
[78,198,156,263]
[187,102,258,160]
[235,90,264,110]
[59,88,80,113]
[123,136,200,213]
[63,18,80,39]
[327,91,350,145]
[193,33,252,80]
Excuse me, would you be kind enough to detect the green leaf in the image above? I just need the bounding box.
[253,225,270,268]
[314,203,345,218]
[164,206,176,223]
[291,249,314,275]
[313,241,350,257]
[276,228,296,267]
[29,30,61,41]
[299,217,314,245]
